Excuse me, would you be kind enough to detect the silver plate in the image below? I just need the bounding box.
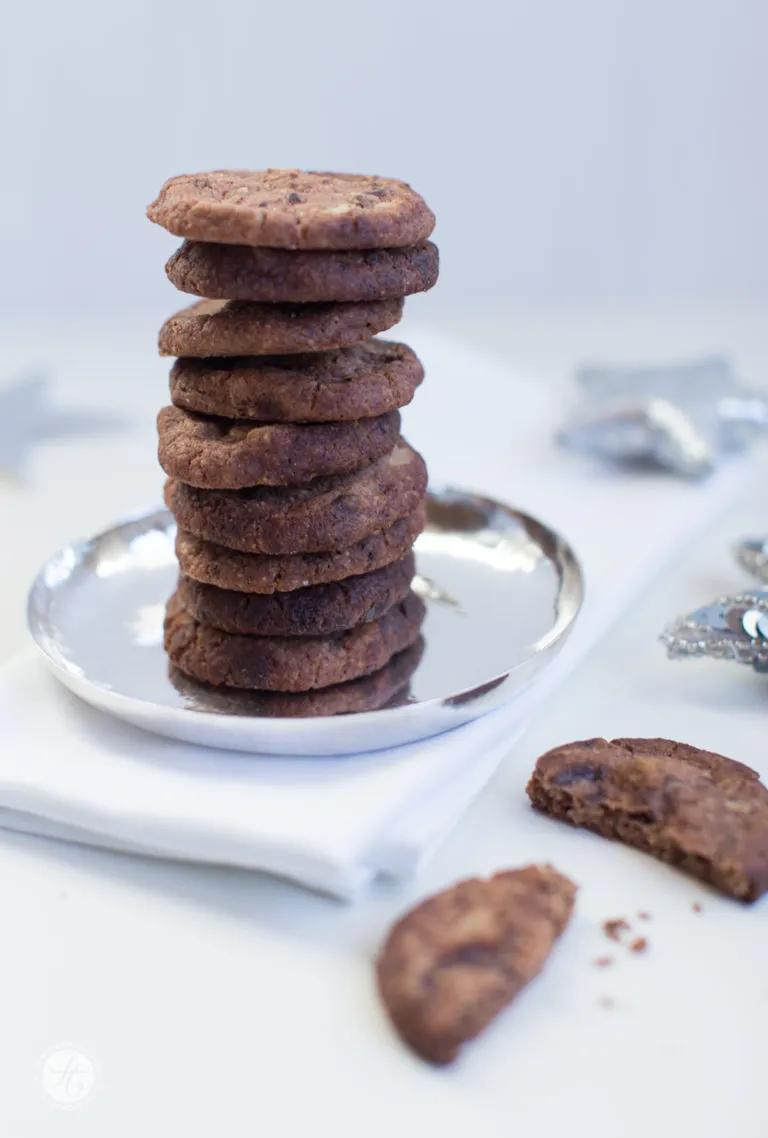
[27,489,583,755]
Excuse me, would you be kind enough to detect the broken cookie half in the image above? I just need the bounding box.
[376,865,576,1064]
[527,737,768,902]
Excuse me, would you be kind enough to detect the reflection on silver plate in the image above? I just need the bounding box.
[27,489,583,755]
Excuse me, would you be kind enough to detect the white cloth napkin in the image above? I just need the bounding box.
[0,330,753,898]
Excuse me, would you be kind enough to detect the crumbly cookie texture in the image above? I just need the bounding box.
[164,590,425,692]
[169,341,423,423]
[158,298,404,358]
[164,440,428,555]
[147,169,435,249]
[377,866,576,1065]
[166,240,439,303]
[176,552,414,637]
[527,737,768,902]
[157,404,399,489]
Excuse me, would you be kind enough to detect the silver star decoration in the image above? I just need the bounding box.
[661,591,768,673]
[0,374,128,480]
[558,355,768,478]
[734,537,768,584]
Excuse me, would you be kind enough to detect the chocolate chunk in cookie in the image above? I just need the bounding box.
[527,737,768,902]
[176,552,414,637]
[147,169,435,249]
[175,506,425,594]
[157,405,399,489]
[164,440,427,555]
[168,638,424,718]
[164,589,425,691]
[169,341,423,423]
[166,240,439,304]
[158,298,404,358]
[377,866,576,1065]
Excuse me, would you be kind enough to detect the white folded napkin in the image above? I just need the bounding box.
[0,330,753,898]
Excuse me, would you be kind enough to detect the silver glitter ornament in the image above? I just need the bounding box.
[661,591,768,672]
[559,355,768,478]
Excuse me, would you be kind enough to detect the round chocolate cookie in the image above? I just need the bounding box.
[176,552,415,636]
[157,405,399,489]
[158,298,404,358]
[168,638,424,718]
[169,341,423,423]
[164,439,428,554]
[166,240,439,304]
[175,505,426,594]
[164,589,425,691]
[147,169,435,250]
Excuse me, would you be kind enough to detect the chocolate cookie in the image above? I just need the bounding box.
[527,737,768,902]
[377,866,576,1065]
[157,405,399,489]
[176,552,415,637]
[164,589,425,691]
[164,440,427,554]
[168,638,424,718]
[147,169,435,250]
[158,298,403,358]
[165,240,439,304]
[169,341,423,423]
[175,506,425,594]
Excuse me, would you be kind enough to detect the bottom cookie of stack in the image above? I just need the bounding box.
[165,590,425,694]
[169,638,424,718]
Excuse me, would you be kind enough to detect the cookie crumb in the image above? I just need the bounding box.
[598,996,615,1010]
[629,936,648,953]
[637,910,651,920]
[603,918,630,942]
[593,955,613,968]
[692,901,702,913]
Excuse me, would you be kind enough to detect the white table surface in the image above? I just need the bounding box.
[1,302,767,1136]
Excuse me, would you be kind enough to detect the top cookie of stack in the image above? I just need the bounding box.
[147,169,437,698]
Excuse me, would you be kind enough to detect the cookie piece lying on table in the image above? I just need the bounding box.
[169,638,424,719]
[175,506,426,595]
[166,241,439,304]
[169,341,424,423]
[527,737,768,902]
[147,169,435,249]
[377,866,576,1065]
[158,298,404,357]
[165,590,425,691]
[176,552,415,637]
[158,405,399,489]
[164,440,428,555]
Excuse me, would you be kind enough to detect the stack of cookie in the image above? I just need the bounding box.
[147,170,438,713]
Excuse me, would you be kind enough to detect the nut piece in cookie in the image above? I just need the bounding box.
[527,737,768,902]
[147,169,435,249]
[376,865,576,1065]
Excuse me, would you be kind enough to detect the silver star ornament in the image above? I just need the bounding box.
[559,355,768,477]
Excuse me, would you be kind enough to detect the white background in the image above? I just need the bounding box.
[2,0,767,316]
